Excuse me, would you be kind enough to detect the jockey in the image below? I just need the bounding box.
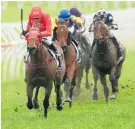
[52,9,82,63]
[90,9,124,61]
[69,7,85,25]
[21,6,61,71]
[52,9,83,46]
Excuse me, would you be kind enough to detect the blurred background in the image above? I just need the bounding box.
[1,1,135,22]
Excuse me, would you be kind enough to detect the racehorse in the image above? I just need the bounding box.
[72,23,92,97]
[91,21,126,102]
[24,27,65,118]
[55,19,80,107]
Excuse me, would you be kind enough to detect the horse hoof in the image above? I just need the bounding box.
[57,105,63,111]
[33,104,39,109]
[110,94,116,99]
[44,116,47,119]
[33,100,39,109]
[93,95,98,100]
[65,97,71,102]
[27,102,33,109]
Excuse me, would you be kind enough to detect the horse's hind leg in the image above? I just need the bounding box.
[26,84,34,109]
[69,75,76,108]
[115,62,124,91]
[92,66,99,100]
[85,58,91,89]
[99,73,109,103]
[75,68,83,97]
[109,66,117,99]
[43,81,53,119]
[33,86,40,109]
[64,79,72,102]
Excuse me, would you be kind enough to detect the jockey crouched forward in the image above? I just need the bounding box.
[89,9,124,61]
[52,9,83,63]
[21,6,61,71]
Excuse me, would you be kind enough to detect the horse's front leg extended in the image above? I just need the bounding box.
[92,66,99,100]
[99,72,109,103]
[109,66,117,99]
[26,84,34,109]
[55,83,63,111]
[43,81,53,119]
[33,86,40,109]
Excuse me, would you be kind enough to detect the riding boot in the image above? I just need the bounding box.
[49,44,62,71]
[111,36,123,59]
[89,39,96,58]
[52,27,57,41]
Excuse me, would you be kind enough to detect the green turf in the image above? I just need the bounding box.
[2,48,135,129]
[1,1,135,23]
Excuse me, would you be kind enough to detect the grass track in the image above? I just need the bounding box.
[2,49,135,129]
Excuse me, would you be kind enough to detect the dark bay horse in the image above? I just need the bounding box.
[91,21,126,102]
[55,20,80,107]
[25,27,65,118]
[72,23,91,97]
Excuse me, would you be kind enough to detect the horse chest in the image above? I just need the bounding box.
[95,58,113,73]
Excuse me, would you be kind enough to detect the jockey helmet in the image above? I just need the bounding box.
[70,8,82,17]
[97,9,106,19]
[30,6,43,19]
[58,10,72,20]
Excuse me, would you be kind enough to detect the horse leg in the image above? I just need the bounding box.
[115,62,123,91]
[64,79,72,102]
[33,86,40,109]
[99,72,109,103]
[92,66,99,100]
[85,58,91,89]
[109,66,117,99]
[75,68,83,97]
[69,75,76,108]
[64,64,75,102]
[26,84,34,109]
[43,81,53,119]
[55,83,63,111]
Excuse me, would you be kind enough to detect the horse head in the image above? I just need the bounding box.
[55,19,69,47]
[94,21,108,41]
[26,27,41,55]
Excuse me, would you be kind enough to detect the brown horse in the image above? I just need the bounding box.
[25,27,65,118]
[55,19,80,107]
[91,21,126,102]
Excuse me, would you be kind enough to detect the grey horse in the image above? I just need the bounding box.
[72,23,92,97]
[91,21,126,102]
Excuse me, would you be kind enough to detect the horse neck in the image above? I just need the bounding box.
[95,39,109,55]
[30,44,47,65]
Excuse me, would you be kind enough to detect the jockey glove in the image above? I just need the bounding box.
[22,30,28,36]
